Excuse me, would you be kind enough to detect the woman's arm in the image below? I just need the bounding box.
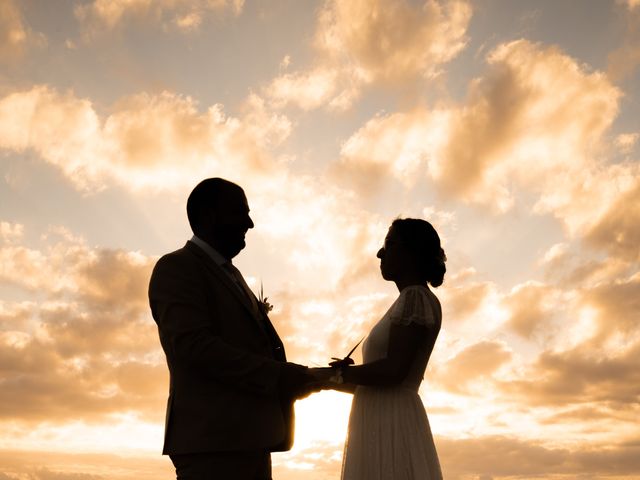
[342,322,425,386]
[312,322,426,390]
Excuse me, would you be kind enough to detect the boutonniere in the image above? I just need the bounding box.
[258,281,273,314]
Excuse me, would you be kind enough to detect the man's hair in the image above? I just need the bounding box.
[186,178,242,235]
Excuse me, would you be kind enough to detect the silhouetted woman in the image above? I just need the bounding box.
[312,218,445,480]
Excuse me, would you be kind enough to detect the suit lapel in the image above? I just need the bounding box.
[258,309,286,361]
[184,242,272,334]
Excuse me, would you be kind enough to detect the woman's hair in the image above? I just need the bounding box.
[391,218,447,287]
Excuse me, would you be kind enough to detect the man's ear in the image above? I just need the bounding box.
[206,210,219,231]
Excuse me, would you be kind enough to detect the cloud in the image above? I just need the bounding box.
[620,0,640,10]
[265,0,472,111]
[0,1,27,62]
[500,340,640,409]
[502,281,560,338]
[0,86,290,192]
[496,267,640,408]
[0,227,163,424]
[75,0,244,35]
[334,108,448,191]
[584,180,640,262]
[438,435,640,479]
[0,301,33,332]
[0,222,23,244]
[615,132,639,154]
[583,272,640,338]
[0,0,45,63]
[3,433,640,480]
[236,173,392,363]
[608,0,640,81]
[435,340,512,394]
[266,67,346,111]
[436,40,619,207]
[334,38,639,251]
[0,450,172,480]
[444,279,492,322]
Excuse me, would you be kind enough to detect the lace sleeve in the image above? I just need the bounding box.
[389,287,437,327]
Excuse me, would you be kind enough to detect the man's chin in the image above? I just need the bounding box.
[228,240,246,258]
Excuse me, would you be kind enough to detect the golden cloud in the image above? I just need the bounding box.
[583,273,640,338]
[337,39,621,208]
[316,0,471,82]
[334,108,445,191]
[334,38,640,259]
[444,280,492,322]
[501,340,640,408]
[0,222,23,244]
[608,0,640,81]
[615,133,639,154]
[0,86,290,191]
[75,0,244,35]
[585,180,640,263]
[434,340,512,394]
[237,173,394,364]
[0,227,163,425]
[265,0,471,111]
[0,0,45,63]
[0,301,32,331]
[0,450,172,480]
[503,281,560,338]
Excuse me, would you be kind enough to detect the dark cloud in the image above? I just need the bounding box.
[499,340,640,407]
[438,435,640,479]
[0,450,172,480]
[540,404,639,425]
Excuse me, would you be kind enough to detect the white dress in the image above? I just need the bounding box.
[341,285,443,480]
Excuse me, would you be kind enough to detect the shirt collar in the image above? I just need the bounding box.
[189,235,228,267]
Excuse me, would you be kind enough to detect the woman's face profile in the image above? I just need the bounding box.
[377,227,414,281]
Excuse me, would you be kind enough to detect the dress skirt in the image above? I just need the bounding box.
[341,385,443,480]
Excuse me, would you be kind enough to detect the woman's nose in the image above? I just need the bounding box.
[376,248,384,258]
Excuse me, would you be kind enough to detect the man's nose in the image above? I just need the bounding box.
[246,215,254,229]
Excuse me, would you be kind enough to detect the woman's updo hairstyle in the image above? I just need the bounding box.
[391,218,447,287]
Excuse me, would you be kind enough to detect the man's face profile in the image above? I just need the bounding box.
[209,187,254,259]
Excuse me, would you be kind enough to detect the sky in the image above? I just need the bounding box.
[0,0,639,479]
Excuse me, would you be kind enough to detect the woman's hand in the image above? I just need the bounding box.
[308,367,334,384]
[309,367,357,393]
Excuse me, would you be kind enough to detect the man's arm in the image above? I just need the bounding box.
[150,253,311,397]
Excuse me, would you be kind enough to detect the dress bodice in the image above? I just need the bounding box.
[362,285,441,389]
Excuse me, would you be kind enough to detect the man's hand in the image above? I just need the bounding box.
[278,363,322,400]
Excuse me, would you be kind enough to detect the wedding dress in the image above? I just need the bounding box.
[341,285,443,480]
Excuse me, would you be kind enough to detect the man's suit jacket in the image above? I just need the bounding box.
[148,241,294,455]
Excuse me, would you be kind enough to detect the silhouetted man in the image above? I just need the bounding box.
[149,178,315,480]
